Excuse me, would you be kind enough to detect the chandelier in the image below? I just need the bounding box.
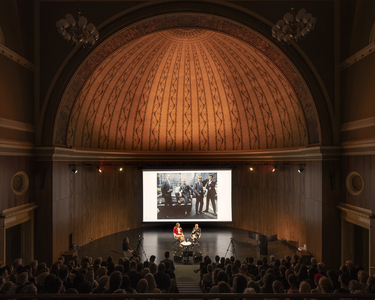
[56,12,99,47]
[272,8,316,44]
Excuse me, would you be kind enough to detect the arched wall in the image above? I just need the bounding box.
[40,1,334,149]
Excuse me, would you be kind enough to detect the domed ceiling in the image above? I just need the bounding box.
[56,14,318,152]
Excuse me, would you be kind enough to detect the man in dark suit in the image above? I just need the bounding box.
[179,179,197,216]
[204,174,217,216]
[193,175,204,214]
[161,174,173,216]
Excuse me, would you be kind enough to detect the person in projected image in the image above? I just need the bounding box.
[203,174,217,216]
[161,174,173,218]
[193,175,204,215]
[179,179,198,216]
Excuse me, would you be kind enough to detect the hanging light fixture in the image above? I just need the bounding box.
[56,12,99,47]
[272,8,316,44]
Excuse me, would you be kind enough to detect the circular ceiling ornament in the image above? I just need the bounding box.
[346,171,364,196]
[11,171,29,196]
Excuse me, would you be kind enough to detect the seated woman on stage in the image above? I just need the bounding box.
[173,223,185,245]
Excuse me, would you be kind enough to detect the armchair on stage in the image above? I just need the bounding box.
[249,231,277,255]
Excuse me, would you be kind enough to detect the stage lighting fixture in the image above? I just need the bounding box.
[97,166,102,173]
[72,167,78,174]
[272,165,277,172]
[249,167,254,171]
[119,167,123,171]
[298,165,306,173]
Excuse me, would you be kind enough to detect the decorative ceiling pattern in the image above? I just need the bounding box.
[65,28,309,151]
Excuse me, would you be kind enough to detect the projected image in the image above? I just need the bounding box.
[157,172,217,220]
[143,170,232,222]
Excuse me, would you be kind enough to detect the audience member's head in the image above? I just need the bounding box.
[299,281,311,293]
[247,280,261,293]
[136,278,148,293]
[109,271,122,291]
[272,280,284,293]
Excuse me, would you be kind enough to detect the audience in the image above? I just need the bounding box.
[0,249,371,298]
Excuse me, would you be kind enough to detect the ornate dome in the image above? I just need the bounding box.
[59,20,313,151]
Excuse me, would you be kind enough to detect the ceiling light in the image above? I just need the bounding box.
[97,166,102,173]
[72,167,78,174]
[249,167,254,171]
[56,12,99,47]
[119,167,123,171]
[272,8,316,44]
[272,165,277,173]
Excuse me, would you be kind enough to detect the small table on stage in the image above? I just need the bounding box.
[181,241,193,263]
[249,231,277,255]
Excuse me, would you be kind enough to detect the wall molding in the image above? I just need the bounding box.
[341,117,375,132]
[0,117,34,133]
[340,42,375,70]
[0,139,34,156]
[0,44,35,71]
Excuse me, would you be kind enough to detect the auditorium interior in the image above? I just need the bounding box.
[0,0,375,275]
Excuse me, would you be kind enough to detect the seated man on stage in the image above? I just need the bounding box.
[191,223,201,243]
[179,179,198,216]
[122,237,138,258]
[173,223,185,246]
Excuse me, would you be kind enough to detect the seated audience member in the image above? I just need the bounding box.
[149,263,157,274]
[272,280,285,294]
[349,280,366,294]
[367,276,375,294]
[297,264,309,283]
[218,257,225,270]
[92,275,109,293]
[229,264,239,287]
[153,262,171,292]
[30,260,38,277]
[339,264,348,274]
[358,270,369,289]
[164,261,176,280]
[19,283,38,295]
[225,264,232,280]
[334,273,350,294]
[287,274,299,293]
[247,280,261,293]
[239,264,252,283]
[103,271,122,293]
[305,267,317,289]
[247,257,257,276]
[310,258,318,269]
[277,265,290,290]
[314,276,333,294]
[58,267,74,291]
[317,262,326,276]
[137,278,148,293]
[120,275,136,294]
[161,251,175,271]
[218,281,233,294]
[210,271,229,293]
[292,254,300,267]
[149,255,156,264]
[233,275,247,293]
[45,277,64,294]
[126,261,143,289]
[141,267,150,277]
[261,273,276,293]
[201,264,213,292]
[85,269,98,289]
[326,270,340,291]
[144,273,161,293]
[299,281,311,293]
[244,287,256,294]
[9,272,29,294]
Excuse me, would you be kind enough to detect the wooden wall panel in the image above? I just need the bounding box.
[48,160,335,264]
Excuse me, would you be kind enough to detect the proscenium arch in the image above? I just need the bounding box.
[41,1,333,149]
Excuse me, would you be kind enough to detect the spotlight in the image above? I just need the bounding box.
[272,165,277,173]
[72,167,78,174]
[298,165,306,173]
[249,167,254,171]
[97,166,102,173]
[119,167,123,171]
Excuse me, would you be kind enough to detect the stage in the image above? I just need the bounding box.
[79,225,303,265]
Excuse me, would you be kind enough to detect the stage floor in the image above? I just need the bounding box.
[79,225,301,265]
